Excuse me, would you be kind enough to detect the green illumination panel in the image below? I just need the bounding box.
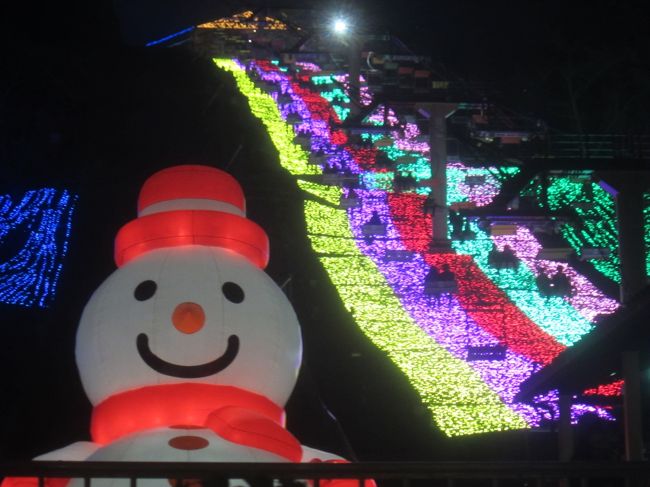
[525,177,622,283]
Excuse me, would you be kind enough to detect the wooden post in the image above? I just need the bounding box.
[424,103,457,251]
[615,182,646,304]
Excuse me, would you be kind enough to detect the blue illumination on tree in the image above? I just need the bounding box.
[0,189,77,308]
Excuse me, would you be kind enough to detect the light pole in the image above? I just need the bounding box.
[330,16,360,116]
[417,102,458,251]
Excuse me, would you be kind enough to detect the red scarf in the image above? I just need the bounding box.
[91,383,301,461]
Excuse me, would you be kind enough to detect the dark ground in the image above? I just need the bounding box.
[0,0,639,462]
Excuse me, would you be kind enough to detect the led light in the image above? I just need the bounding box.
[198,10,288,30]
[146,27,195,47]
[388,193,565,365]
[0,188,76,307]
[491,226,619,324]
[584,379,624,397]
[522,176,625,283]
[218,59,528,435]
[216,57,616,436]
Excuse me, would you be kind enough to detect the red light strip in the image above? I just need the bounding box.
[388,193,566,365]
[584,379,624,397]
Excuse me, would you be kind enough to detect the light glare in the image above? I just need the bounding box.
[333,18,348,34]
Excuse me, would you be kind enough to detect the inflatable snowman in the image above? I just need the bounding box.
[3,165,350,487]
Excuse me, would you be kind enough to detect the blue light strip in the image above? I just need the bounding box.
[145,26,196,47]
[0,189,77,308]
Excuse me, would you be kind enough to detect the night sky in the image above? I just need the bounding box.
[0,0,645,462]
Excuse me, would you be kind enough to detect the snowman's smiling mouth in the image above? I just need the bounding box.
[136,333,240,378]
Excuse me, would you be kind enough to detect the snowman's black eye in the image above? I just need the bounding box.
[222,282,244,303]
[134,280,157,301]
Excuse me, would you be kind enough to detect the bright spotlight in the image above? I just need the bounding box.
[332,18,349,35]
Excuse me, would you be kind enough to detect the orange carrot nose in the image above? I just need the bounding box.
[172,302,205,334]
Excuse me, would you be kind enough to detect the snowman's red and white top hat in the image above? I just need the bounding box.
[115,165,269,268]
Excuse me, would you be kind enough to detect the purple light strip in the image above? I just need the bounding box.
[449,161,503,207]
[294,62,321,72]
[347,190,540,425]
[534,389,615,423]
[393,122,430,153]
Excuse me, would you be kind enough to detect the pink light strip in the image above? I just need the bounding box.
[448,161,505,207]
[491,226,620,322]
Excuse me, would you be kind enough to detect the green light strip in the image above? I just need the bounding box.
[643,193,650,276]
[525,177,622,282]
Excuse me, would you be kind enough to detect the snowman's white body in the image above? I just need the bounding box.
[50,427,284,487]
[36,246,339,472]
[18,166,346,487]
[44,428,337,487]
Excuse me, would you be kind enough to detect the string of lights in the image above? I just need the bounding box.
[524,176,623,282]
[312,192,530,434]
[453,228,594,347]
[251,57,614,417]
[532,389,614,424]
[446,165,618,322]
[266,58,535,430]
[145,26,195,47]
[347,190,539,425]
[643,193,650,276]
[197,10,288,30]
[305,60,621,416]
[298,57,612,414]
[448,161,510,207]
[387,194,565,364]
[0,188,77,308]
[584,379,624,397]
[491,226,619,323]
[442,166,607,344]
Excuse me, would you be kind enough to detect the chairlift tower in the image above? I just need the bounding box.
[417,102,458,251]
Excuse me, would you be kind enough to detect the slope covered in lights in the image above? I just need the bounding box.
[215,57,620,436]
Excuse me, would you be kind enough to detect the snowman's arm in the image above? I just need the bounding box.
[34,441,100,461]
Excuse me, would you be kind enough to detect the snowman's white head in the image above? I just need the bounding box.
[76,166,302,407]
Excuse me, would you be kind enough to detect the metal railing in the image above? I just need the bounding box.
[545,134,650,160]
[2,461,650,487]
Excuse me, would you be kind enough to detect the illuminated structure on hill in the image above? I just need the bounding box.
[162,7,649,438]
[214,57,623,436]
